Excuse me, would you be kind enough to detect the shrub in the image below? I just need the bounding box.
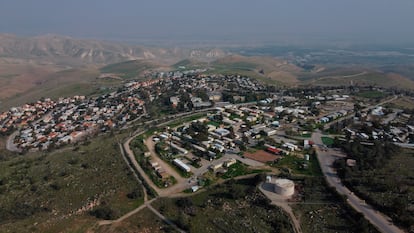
[89,206,116,220]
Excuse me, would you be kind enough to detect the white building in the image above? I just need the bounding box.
[173,159,191,172]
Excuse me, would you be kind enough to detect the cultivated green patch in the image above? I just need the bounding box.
[355,90,387,99]
[270,152,322,176]
[221,161,267,179]
[100,60,156,80]
[321,136,334,146]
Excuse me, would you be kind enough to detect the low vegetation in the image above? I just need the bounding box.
[221,161,266,179]
[100,60,158,79]
[93,207,176,233]
[130,136,177,188]
[321,136,334,146]
[291,176,379,233]
[0,131,144,232]
[355,90,387,99]
[152,177,294,233]
[334,140,414,231]
[269,151,322,176]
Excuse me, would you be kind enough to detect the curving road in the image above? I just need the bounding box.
[99,141,187,232]
[312,131,404,233]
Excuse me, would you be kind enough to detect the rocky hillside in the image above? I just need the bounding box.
[0,34,228,66]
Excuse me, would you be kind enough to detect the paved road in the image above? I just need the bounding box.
[312,131,404,233]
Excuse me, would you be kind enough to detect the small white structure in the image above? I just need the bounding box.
[267,177,295,197]
[283,142,298,151]
[304,140,310,149]
[191,185,200,192]
[371,106,384,116]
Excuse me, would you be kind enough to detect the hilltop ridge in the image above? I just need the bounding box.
[0,34,228,66]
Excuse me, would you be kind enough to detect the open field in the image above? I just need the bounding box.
[207,55,301,86]
[0,60,60,100]
[244,150,280,163]
[0,67,105,111]
[0,59,161,111]
[100,60,164,80]
[173,59,208,69]
[291,176,379,233]
[221,161,267,179]
[93,207,176,233]
[304,70,414,89]
[0,130,144,232]
[355,90,388,99]
[152,177,294,233]
[270,152,323,176]
[385,96,414,110]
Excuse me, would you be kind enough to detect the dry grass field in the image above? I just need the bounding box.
[0,59,60,99]
[211,55,301,85]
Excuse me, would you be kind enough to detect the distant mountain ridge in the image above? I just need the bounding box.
[0,34,228,66]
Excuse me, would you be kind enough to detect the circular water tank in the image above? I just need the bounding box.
[273,178,295,196]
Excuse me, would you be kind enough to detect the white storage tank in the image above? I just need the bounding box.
[273,178,295,197]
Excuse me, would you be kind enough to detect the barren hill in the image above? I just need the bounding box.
[0,34,228,66]
[212,55,302,84]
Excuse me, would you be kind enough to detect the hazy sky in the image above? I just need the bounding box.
[0,0,413,45]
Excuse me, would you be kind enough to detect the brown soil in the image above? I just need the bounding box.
[244,150,281,163]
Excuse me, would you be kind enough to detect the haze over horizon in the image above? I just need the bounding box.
[1,0,414,46]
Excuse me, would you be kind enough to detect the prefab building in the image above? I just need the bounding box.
[170,142,188,155]
[173,159,191,172]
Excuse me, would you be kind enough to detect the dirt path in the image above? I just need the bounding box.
[118,143,148,202]
[259,183,302,233]
[145,136,186,184]
[6,131,21,152]
[123,133,165,196]
[123,132,193,197]
[98,199,154,226]
[98,199,186,233]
